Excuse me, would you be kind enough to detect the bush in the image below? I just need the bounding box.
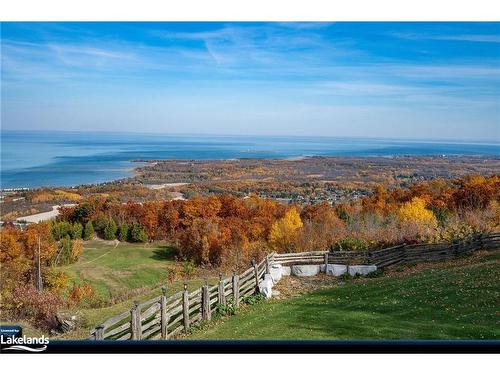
[68,283,101,307]
[10,285,62,331]
[214,299,237,317]
[366,269,385,278]
[181,260,196,277]
[333,237,369,252]
[242,293,265,305]
[44,269,70,293]
[83,221,94,240]
[339,272,352,281]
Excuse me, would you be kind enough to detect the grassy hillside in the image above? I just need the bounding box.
[58,240,175,299]
[56,240,223,339]
[191,251,500,340]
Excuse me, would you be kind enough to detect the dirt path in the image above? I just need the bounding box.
[17,204,76,223]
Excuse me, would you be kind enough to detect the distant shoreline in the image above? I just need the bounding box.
[2,154,500,191]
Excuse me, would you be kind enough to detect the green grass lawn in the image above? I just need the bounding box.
[191,252,500,340]
[54,240,224,339]
[58,240,175,299]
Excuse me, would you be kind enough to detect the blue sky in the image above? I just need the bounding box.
[1,22,499,140]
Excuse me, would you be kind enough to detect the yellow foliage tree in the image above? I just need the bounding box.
[268,207,303,253]
[397,197,438,228]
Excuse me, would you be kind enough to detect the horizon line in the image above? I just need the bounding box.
[2,128,499,145]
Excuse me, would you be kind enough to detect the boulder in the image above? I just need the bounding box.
[326,264,348,276]
[291,264,320,277]
[281,266,291,276]
[258,277,273,299]
[347,265,377,276]
[270,264,282,283]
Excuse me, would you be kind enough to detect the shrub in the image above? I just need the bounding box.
[333,237,369,252]
[214,299,237,317]
[10,285,62,331]
[181,260,196,277]
[242,293,265,305]
[44,269,70,293]
[68,283,96,307]
[339,272,352,281]
[366,269,385,278]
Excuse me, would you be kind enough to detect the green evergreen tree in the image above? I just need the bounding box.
[70,222,83,239]
[83,221,95,240]
[52,221,72,241]
[103,218,117,240]
[118,223,129,242]
[130,223,148,243]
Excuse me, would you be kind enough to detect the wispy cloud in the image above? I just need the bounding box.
[392,32,500,43]
[1,22,499,139]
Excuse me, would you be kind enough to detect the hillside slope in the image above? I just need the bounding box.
[191,251,500,340]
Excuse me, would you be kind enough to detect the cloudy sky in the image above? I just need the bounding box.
[1,22,499,140]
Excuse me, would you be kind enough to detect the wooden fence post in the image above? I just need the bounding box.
[94,324,104,340]
[218,273,226,306]
[252,257,259,293]
[232,271,239,308]
[160,286,168,339]
[130,301,142,340]
[202,279,211,321]
[265,256,270,274]
[323,253,328,272]
[182,283,190,332]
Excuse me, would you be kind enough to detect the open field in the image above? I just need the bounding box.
[190,251,500,340]
[55,240,224,339]
[58,240,175,299]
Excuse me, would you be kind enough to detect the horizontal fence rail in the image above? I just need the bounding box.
[90,232,499,340]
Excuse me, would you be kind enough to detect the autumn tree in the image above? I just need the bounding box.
[268,207,303,253]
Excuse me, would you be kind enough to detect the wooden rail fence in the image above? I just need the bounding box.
[273,232,500,268]
[89,232,499,340]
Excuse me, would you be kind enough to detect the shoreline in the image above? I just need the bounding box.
[2,154,500,191]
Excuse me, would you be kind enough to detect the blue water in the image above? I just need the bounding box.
[1,130,499,189]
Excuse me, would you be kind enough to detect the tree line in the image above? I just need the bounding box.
[0,174,498,331]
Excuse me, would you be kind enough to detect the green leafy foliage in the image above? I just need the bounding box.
[333,237,369,252]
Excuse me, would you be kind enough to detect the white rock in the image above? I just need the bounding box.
[258,278,273,299]
[291,264,320,277]
[270,264,282,283]
[326,264,348,276]
[347,265,377,276]
[281,266,291,276]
